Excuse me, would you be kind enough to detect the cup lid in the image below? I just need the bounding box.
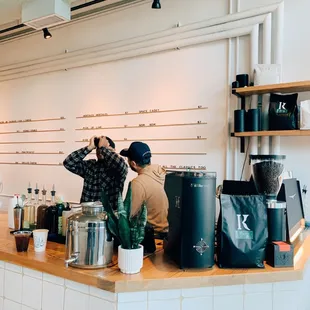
[249,155,286,160]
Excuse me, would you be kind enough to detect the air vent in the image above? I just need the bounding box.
[22,0,71,30]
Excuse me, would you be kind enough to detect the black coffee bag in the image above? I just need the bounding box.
[269,93,298,130]
[217,194,267,268]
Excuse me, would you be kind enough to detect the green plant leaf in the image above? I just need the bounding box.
[119,213,132,249]
[123,182,132,215]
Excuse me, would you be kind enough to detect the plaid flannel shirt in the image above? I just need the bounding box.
[63,147,128,209]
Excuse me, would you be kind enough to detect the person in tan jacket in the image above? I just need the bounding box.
[120,142,168,233]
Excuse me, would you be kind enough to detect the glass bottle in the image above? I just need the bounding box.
[56,199,65,236]
[14,195,23,231]
[23,183,34,229]
[62,203,72,237]
[36,187,48,229]
[45,185,58,237]
[30,186,40,230]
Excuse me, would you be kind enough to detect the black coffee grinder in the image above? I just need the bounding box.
[163,171,216,269]
[250,155,287,242]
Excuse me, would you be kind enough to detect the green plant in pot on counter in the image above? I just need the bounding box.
[101,182,147,274]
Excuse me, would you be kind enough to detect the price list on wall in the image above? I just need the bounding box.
[76,105,208,171]
[0,116,66,166]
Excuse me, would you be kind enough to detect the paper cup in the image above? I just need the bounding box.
[33,229,49,252]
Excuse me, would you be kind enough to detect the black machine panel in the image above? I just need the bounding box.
[164,172,216,269]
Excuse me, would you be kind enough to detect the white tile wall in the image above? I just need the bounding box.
[23,268,42,280]
[42,282,65,310]
[89,286,116,302]
[214,284,243,295]
[5,263,22,274]
[0,260,310,310]
[148,299,181,310]
[182,287,213,297]
[118,292,147,302]
[214,294,243,310]
[3,299,21,310]
[148,289,181,300]
[182,296,213,310]
[4,270,22,303]
[273,291,299,310]
[22,276,42,310]
[64,289,89,310]
[118,301,147,310]
[89,296,115,310]
[65,280,89,294]
[244,292,273,310]
[244,283,272,293]
[43,273,64,286]
[0,269,4,297]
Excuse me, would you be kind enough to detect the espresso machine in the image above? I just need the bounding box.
[164,171,216,269]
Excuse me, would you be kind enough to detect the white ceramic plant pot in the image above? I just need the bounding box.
[118,245,144,274]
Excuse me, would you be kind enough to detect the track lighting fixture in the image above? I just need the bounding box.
[43,28,52,39]
[152,0,161,9]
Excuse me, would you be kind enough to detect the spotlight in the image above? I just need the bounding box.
[43,28,52,39]
[152,0,161,9]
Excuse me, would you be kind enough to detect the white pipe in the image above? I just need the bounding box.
[234,36,239,180]
[0,25,257,82]
[226,0,234,180]
[0,14,268,78]
[250,24,259,156]
[261,13,272,155]
[271,2,284,155]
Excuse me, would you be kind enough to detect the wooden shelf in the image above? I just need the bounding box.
[232,80,310,97]
[232,130,310,137]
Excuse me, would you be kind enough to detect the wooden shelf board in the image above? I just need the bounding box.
[233,130,310,137]
[233,80,310,96]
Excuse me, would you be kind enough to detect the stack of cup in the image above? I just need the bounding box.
[33,229,49,253]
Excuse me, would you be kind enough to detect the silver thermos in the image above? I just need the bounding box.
[65,202,113,269]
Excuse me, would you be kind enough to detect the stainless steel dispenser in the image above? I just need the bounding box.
[65,202,113,269]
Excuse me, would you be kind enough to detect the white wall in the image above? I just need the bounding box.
[0,0,309,204]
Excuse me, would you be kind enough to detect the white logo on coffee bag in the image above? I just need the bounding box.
[237,214,250,231]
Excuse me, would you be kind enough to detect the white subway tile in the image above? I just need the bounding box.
[273,281,301,292]
[0,297,3,310]
[214,285,243,295]
[148,289,181,300]
[4,270,22,303]
[64,289,89,310]
[22,306,34,310]
[23,268,42,280]
[89,296,115,310]
[43,273,64,286]
[0,269,4,297]
[148,299,181,310]
[118,301,147,310]
[0,262,4,269]
[273,291,298,310]
[5,263,22,274]
[182,297,213,310]
[118,292,147,302]
[22,276,42,310]
[214,294,243,310]
[42,281,65,310]
[3,299,21,310]
[89,286,116,302]
[65,280,89,294]
[182,287,213,298]
[244,283,272,293]
[244,292,272,310]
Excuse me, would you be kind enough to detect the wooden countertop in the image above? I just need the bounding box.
[0,212,309,293]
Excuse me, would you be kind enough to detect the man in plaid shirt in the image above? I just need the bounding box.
[63,136,128,209]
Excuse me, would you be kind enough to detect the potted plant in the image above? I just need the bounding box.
[101,182,147,274]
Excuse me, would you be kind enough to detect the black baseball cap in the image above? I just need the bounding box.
[120,142,152,163]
